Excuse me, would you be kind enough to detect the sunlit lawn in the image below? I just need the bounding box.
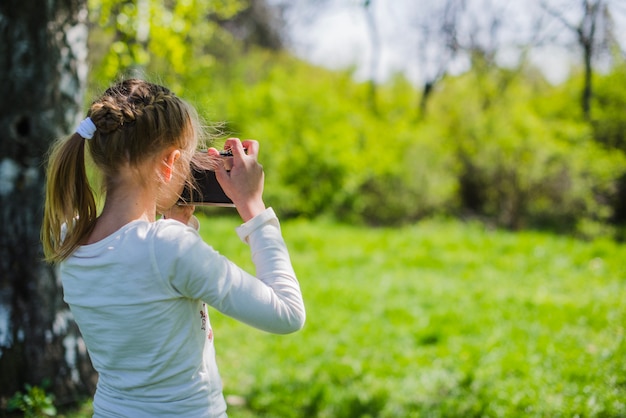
[60,214,626,417]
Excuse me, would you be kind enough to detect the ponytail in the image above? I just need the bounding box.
[42,78,201,262]
[42,133,97,263]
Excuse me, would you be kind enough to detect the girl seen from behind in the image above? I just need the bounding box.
[42,79,305,417]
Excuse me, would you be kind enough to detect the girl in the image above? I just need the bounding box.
[42,79,305,417]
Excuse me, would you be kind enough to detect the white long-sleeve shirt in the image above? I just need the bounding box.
[60,208,305,417]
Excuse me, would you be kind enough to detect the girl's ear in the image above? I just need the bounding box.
[161,148,181,182]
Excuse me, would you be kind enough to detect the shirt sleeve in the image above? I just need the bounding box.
[160,208,305,334]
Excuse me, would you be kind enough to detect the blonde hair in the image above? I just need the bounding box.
[42,79,200,263]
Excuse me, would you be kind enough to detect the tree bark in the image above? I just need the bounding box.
[581,36,593,120]
[0,0,97,407]
[363,0,379,115]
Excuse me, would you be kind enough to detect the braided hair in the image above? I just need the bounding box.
[88,80,197,176]
[42,79,200,262]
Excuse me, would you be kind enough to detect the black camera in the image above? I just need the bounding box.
[178,150,235,207]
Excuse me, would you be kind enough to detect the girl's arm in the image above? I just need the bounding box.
[163,208,305,334]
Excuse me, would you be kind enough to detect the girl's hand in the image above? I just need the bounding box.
[208,138,266,222]
[162,204,196,225]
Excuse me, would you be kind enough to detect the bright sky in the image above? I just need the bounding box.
[281,0,626,85]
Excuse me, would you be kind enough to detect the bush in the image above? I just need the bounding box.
[90,44,626,235]
[7,384,57,417]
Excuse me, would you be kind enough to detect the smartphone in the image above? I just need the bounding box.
[178,150,235,207]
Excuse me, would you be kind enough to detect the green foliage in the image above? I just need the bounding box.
[194,215,626,417]
[86,1,626,236]
[196,51,626,234]
[199,52,460,225]
[592,62,626,150]
[7,384,57,417]
[425,69,626,233]
[88,0,246,89]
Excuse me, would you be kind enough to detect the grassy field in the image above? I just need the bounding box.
[61,214,626,417]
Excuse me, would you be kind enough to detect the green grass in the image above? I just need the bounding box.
[61,214,626,417]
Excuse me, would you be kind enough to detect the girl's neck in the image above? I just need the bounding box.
[85,183,157,245]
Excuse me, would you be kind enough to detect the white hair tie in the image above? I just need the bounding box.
[76,117,97,139]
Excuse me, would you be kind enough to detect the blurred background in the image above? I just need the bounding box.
[2,0,626,416]
[86,0,626,238]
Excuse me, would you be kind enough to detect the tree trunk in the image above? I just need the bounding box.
[418,81,435,120]
[363,0,379,115]
[581,36,593,120]
[0,0,97,407]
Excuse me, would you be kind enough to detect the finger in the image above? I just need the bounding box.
[213,155,230,182]
[241,139,259,157]
[228,138,252,157]
[223,138,240,152]
[203,148,223,170]
[222,140,248,172]
[214,165,232,192]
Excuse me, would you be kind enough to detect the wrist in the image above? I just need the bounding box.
[237,199,266,222]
